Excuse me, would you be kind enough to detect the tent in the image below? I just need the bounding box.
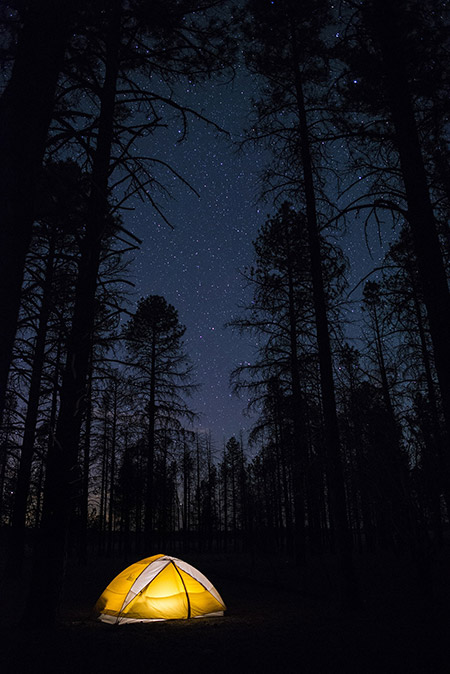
[95,554,226,624]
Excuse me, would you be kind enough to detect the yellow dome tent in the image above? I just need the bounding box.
[95,554,226,624]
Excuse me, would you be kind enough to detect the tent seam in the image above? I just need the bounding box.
[117,556,168,620]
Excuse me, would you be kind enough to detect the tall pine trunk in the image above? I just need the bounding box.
[290,26,358,606]
[284,219,307,563]
[409,274,447,540]
[145,336,157,550]
[0,0,75,424]
[369,300,411,548]
[107,381,118,556]
[7,232,56,575]
[78,353,93,565]
[371,0,450,453]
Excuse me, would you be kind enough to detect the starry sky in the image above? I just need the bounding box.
[124,66,390,452]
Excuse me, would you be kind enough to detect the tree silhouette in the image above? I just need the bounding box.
[338,0,450,454]
[125,295,196,550]
[0,0,81,424]
[241,0,358,604]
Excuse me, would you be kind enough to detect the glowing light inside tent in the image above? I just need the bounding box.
[95,554,226,624]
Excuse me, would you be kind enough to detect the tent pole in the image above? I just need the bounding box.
[172,561,191,619]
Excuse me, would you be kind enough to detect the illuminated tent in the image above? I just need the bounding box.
[95,554,226,624]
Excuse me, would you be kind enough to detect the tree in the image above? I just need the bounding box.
[338,0,450,453]
[0,0,80,423]
[361,281,412,546]
[241,0,358,604]
[231,202,313,559]
[221,436,246,550]
[370,0,450,468]
[231,201,348,561]
[360,229,449,544]
[124,295,196,549]
[5,160,87,575]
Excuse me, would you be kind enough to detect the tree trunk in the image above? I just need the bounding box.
[409,277,447,537]
[6,233,56,575]
[290,26,358,605]
[145,335,157,549]
[276,409,294,553]
[371,0,450,452]
[222,450,228,552]
[78,349,93,564]
[196,436,202,551]
[371,303,411,548]
[183,443,191,551]
[99,411,109,555]
[107,381,118,556]
[0,0,76,424]
[285,225,307,563]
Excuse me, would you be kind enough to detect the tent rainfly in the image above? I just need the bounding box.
[95,554,226,624]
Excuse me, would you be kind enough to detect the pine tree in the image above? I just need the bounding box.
[0,0,81,423]
[240,0,358,602]
[337,0,450,452]
[125,295,196,549]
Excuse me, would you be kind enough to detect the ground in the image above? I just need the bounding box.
[1,547,449,673]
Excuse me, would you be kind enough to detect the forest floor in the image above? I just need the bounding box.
[1,543,450,673]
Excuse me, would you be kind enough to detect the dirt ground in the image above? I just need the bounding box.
[1,548,449,673]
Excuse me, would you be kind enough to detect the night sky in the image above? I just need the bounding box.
[124,66,390,452]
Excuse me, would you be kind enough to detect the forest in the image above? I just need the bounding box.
[0,0,450,670]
